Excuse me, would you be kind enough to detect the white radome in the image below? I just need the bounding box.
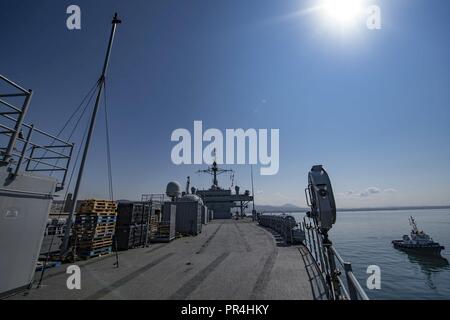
[166,181,182,198]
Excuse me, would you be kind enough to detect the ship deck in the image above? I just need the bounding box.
[8,219,327,300]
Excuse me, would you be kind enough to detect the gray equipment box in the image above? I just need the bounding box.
[0,168,57,297]
[174,201,202,236]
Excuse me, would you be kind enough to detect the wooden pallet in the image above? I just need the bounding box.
[73,232,115,240]
[71,233,113,240]
[74,222,116,229]
[73,231,115,238]
[72,232,114,241]
[73,226,116,233]
[82,199,117,207]
[77,246,112,258]
[79,200,117,211]
[78,210,117,216]
[76,239,113,248]
[75,215,117,223]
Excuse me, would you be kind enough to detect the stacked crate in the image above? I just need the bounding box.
[116,202,151,250]
[71,200,117,259]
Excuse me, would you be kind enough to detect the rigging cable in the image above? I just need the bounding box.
[48,83,99,177]
[31,80,100,171]
[37,114,92,287]
[103,80,119,268]
[36,83,99,287]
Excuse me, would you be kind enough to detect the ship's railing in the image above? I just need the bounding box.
[141,193,168,204]
[300,217,370,300]
[0,75,73,191]
[258,214,303,244]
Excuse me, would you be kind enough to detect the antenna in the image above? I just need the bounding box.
[251,165,256,215]
[186,176,190,194]
[410,216,419,233]
[197,158,233,189]
[61,13,122,258]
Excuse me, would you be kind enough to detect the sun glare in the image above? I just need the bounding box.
[321,0,363,27]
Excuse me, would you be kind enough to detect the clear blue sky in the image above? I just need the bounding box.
[1,0,449,208]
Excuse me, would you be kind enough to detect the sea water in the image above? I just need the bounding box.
[291,209,450,300]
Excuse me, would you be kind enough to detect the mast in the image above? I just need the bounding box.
[61,13,122,257]
[410,216,419,234]
[212,162,218,187]
[197,161,233,189]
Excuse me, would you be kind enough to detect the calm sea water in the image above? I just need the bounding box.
[290,209,450,300]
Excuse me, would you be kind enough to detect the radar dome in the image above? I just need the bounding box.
[166,181,181,198]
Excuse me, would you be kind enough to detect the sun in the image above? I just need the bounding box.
[321,0,363,27]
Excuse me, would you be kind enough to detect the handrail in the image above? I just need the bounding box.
[258,214,303,244]
[1,112,72,145]
[302,217,370,300]
[0,74,29,93]
[0,74,73,191]
[141,193,168,203]
[259,213,370,300]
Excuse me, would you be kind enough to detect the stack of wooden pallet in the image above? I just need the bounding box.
[72,199,118,259]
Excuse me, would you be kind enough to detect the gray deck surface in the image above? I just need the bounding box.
[8,219,327,300]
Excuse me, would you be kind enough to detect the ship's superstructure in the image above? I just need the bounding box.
[195,161,253,219]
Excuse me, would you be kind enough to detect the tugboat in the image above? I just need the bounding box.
[392,217,445,255]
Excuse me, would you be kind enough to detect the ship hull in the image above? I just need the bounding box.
[392,240,444,255]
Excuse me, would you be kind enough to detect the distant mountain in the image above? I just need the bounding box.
[255,204,308,213]
[282,203,302,208]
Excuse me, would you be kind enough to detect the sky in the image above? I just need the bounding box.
[1,0,449,208]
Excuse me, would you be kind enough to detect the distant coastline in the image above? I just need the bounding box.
[257,204,450,213]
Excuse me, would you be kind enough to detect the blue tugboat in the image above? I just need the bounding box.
[392,217,445,255]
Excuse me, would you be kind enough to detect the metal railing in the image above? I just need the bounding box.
[0,75,74,191]
[258,214,304,244]
[139,195,165,247]
[300,216,369,300]
[141,193,168,203]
